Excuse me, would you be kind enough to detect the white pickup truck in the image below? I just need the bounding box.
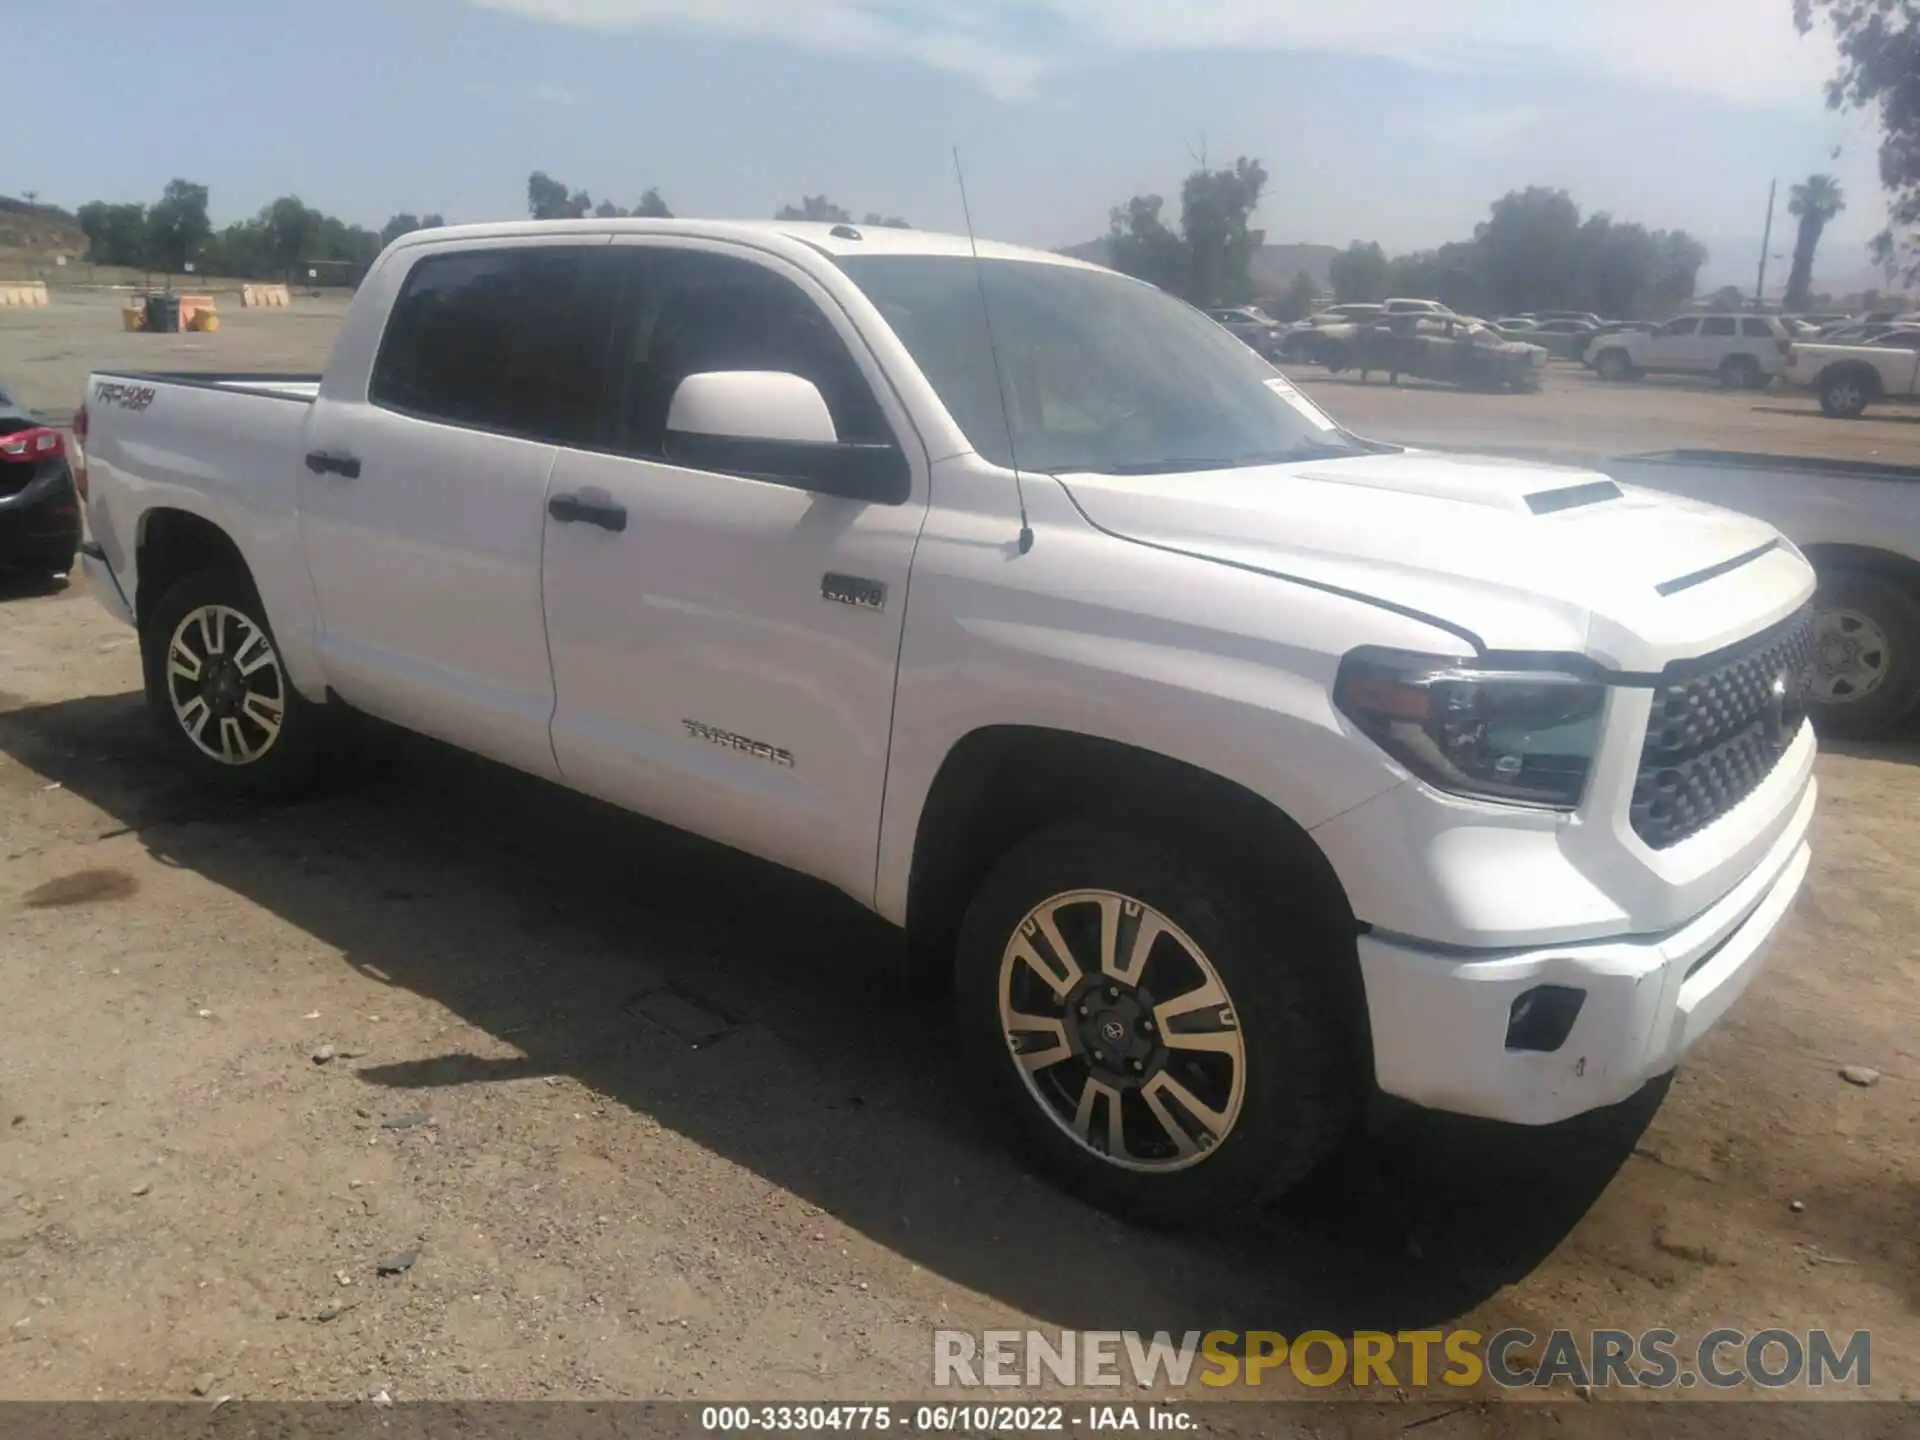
[1601,450,1920,738]
[72,219,1817,1224]
[1783,329,1920,418]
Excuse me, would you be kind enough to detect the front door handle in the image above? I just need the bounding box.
[548,494,628,533]
[305,451,362,479]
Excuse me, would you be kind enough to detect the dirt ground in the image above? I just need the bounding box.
[1,292,1917,1421]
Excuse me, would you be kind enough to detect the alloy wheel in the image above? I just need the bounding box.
[1807,607,1890,704]
[997,889,1247,1173]
[165,604,287,765]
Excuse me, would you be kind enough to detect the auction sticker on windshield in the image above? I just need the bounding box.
[1265,375,1338,432]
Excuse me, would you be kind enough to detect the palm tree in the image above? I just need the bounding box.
[1784,174,1845,312]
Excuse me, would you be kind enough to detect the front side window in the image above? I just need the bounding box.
[610,248,892,459]
[370,246,620,445]
[836,254,1364,475]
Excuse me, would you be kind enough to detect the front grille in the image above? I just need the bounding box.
[1630,606,1815,850]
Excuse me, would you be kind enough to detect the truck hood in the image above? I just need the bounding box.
[1055,449,1813,669]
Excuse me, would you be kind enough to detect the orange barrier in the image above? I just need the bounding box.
[240,283,291,308]
[0,281,50,308]
[176,293,217,329]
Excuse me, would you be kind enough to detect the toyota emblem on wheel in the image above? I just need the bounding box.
[1100,1018,1126,1045]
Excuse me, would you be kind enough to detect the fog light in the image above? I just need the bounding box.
[1505,985,1585,1052]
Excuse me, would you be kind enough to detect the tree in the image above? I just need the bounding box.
[527,171,591,220]
[145,178,211,275]
[634,188,673,219]
[1794,0,1920,283]
[1474,186,1583,314]
[1328,241,1390,302]
[1276,271,1319,322]
[77,200,150,268]
[593,199,627,219]
[1181,157,1268,306]
[1784,173,1847,311]
[1105,194,1189,296]
[775,195,854,223]
[1708,284,1748,311]
[263,196,319,280]
[379,213,444,248]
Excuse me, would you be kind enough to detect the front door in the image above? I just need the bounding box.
[298,238,621,778]
[540,241,930,903]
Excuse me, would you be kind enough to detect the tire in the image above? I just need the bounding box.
[1818,368,1873,419]
[1719,355,1763,391]
[953,820,1353,1226]
[1805,570,1920,739]
[1594,348,1638,382]
[1321,343,1351,374]
[140,568,325,796]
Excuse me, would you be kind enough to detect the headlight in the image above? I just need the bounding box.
[1333,649,1607,809]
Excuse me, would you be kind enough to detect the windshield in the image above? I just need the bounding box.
[834,254,1362,475]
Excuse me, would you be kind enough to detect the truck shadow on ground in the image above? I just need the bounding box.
[0,690,1666,1337]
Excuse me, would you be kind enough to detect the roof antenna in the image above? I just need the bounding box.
[952,147,1033,556]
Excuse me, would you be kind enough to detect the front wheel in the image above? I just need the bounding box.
[1805,570,1920,739]
[141,569,325,795]
[954,822,1352,1226]
[1594,349,1638,382]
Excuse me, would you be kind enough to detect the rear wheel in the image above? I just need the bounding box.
[141,569,325,795]
[954,821,1352,1226]
[1818,369,1873,419]
[1804,570,1920,739]
[1320,342,1351,374]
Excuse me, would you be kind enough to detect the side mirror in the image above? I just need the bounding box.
[662,371,909,504]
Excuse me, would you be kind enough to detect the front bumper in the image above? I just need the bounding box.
[1357,774,1815,1125]
[81,542,136,626]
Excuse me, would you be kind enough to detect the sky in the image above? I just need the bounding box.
[8,0,1897,290]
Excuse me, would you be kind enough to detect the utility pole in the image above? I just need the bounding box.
[1753,178,1777,311]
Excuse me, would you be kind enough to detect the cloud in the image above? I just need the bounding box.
[1420,104,1550,151]
[472,0,1843,108]
[529,82,582,106]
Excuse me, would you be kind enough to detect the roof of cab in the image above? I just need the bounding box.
[389,217,1103,272]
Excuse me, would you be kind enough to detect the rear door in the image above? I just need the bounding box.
[1697,315,1738,371]
[539,240,929,904]
[1870,331,1920,394]
[297,238,621,778]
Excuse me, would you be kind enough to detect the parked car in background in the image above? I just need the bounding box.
[0,380,82,581]
[72,216,1822,1223]
[1589,313,1792,389]
[1784,327,1920,418]
[1517,318,1600,360]
[1321,313,1547,391]
[1797,313,1853,331]
[1381,298,1456,318]
[1275,305,1385,362]
[1493,316,1537,331]
[1206,306,1286,358]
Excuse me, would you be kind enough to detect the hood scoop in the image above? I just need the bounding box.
[1524,479,1622,515]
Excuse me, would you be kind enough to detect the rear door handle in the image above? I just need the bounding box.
[305,451,361,479]
[548,494,628,533]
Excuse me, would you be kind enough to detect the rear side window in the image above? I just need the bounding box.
[1701,317,1737,337]
[370,245,621,445]
[1740,318,1774,338]
[1658,317,1700,337]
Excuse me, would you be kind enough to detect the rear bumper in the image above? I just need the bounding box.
[1358,775,1815,1125]
[0,468,82,569]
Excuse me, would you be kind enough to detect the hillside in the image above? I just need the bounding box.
[0,197,87,262]
[1060,238,1339,298]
